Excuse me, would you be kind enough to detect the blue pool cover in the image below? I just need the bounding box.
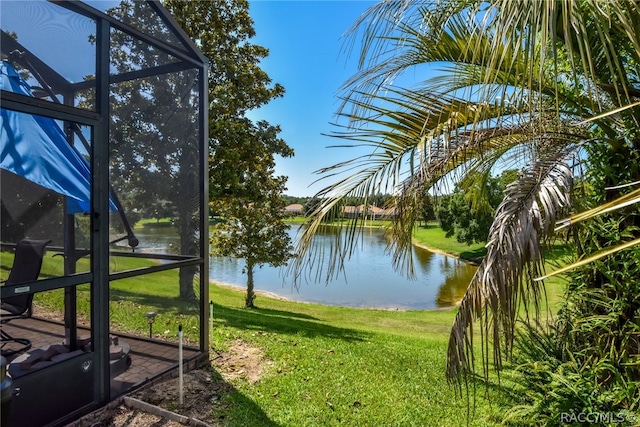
[1,61,115,214]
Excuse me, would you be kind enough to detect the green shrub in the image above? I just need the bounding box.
[503,321,640,426]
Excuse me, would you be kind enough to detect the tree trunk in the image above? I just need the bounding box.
[177,217,197,300]
[177,145,198,301]
[245,261,256,308]
[179,265,197,300]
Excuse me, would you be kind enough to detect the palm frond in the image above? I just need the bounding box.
[536,237,640,281]
[556,186,640,231]
[446,145,576,384]
[291,80,550,283]
[576,100,640,126]
[339,3,544,118]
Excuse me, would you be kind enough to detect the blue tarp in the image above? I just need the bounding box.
[0,61,114,214]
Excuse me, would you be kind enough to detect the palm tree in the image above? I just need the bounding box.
[291,0,640,385]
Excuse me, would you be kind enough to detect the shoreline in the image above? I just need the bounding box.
[210,280,459,311]
[411,240,482,266]
[212,281,296,302]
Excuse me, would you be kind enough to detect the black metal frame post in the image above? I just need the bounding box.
[199,61,210,353]
[91,17,111,405]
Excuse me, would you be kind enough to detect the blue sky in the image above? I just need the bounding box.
[0,0,377,198]
[247,1,376,197]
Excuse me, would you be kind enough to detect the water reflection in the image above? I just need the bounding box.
[129,225,477,310]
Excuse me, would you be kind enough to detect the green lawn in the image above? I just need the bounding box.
[2,249,506,425]
[209,284,507,426]
[412,222,488,261]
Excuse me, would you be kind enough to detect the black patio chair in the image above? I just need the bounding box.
[1,239,50,357]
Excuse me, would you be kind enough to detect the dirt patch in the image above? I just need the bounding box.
[131,369,231,423]
[102,338,270,426]
[75,402,189,427]
[211,338,269,384]
[32,304,67,323]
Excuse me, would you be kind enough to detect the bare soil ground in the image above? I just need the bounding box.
[70,338,268,426]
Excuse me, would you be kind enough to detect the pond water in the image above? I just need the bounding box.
[131,225,477,310]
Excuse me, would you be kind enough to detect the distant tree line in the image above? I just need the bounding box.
[284,171,517,246]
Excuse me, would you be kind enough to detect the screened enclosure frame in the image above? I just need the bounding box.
[0,1,209,425]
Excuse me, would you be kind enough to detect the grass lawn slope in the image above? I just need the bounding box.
[207,284,506,426]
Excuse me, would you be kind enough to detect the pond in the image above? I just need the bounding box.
[130,225,477,310]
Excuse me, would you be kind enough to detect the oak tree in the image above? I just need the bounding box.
[165,0,294,306]
[106,0,289,300]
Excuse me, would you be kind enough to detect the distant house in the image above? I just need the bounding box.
[284,203,304,216]
[370,205,384,219]
[341,204,375,219]
[343,204,397,220]
[342,205,363,218]
[378,206,398,219]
